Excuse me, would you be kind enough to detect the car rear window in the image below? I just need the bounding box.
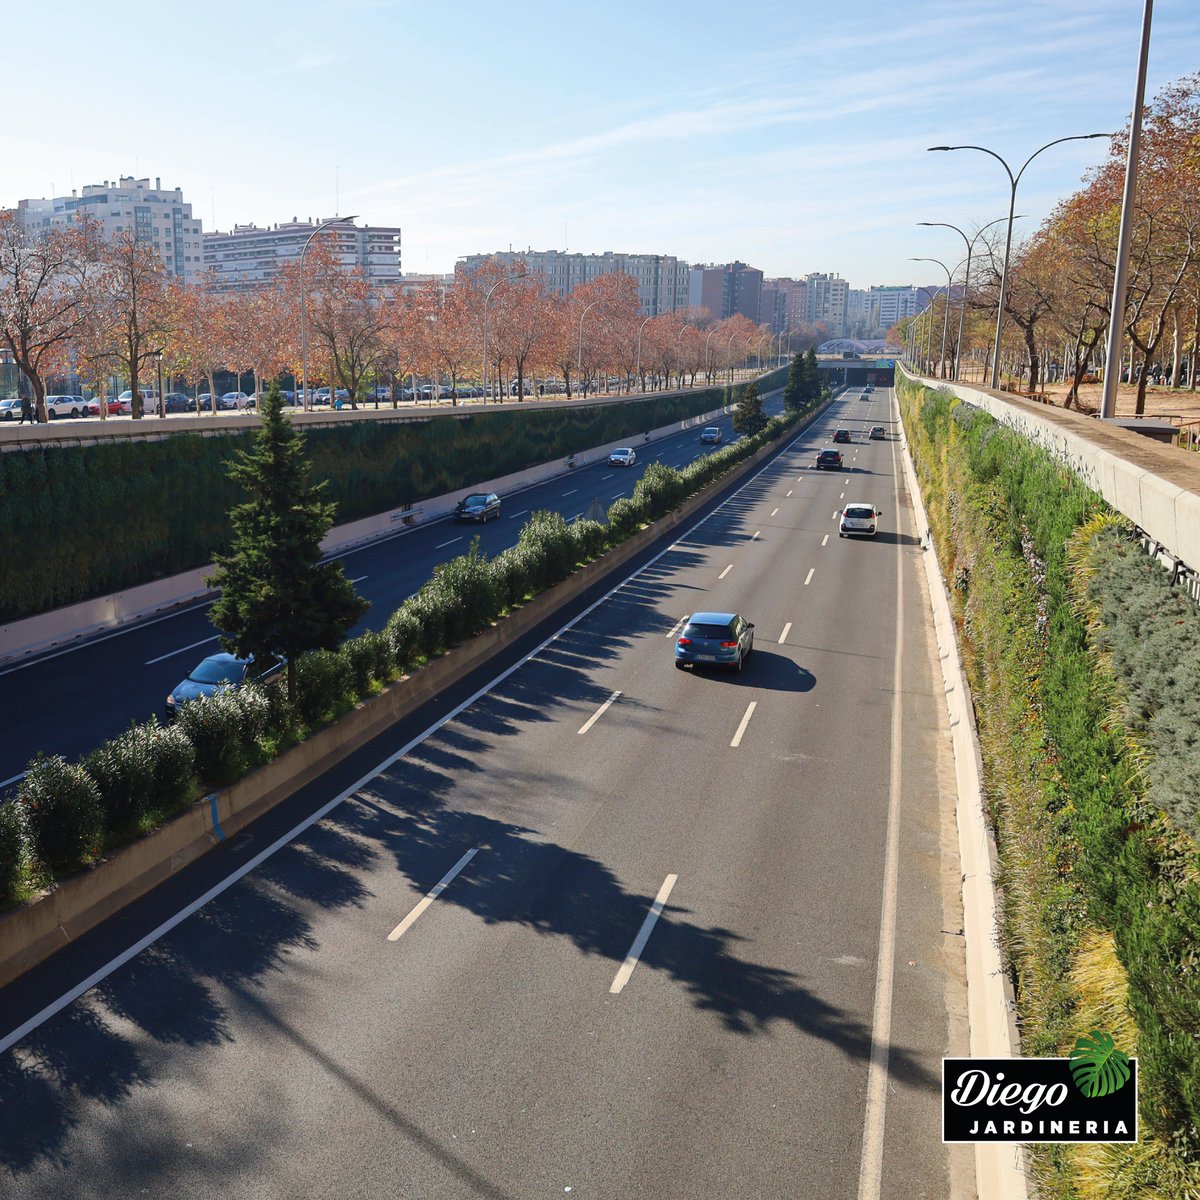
[683,622,733,640]
[845,506,875,519]
[191,659,245,684]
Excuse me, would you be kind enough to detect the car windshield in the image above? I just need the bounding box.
[683,623,733,640]
[845,506,875,519]
[461,494,487,506]
[703,428,719,434]
[190,658,246,684]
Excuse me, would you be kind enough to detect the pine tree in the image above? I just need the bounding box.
[207,383,369,703]
[783,352,805,411]
[801,347,822,404]
[732,382,768,437]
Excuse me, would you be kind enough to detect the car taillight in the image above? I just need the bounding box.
[720,640,738,648]
[677,637,691,646]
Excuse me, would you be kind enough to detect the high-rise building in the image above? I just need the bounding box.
[203,218,402,292]
[457,249,690,316]
[867,285,924,332]
[15,176,204,283]
[805,273,849,336]
[688,261,764,323]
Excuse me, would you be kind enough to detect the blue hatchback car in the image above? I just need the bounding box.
[165,652,284,720]
[674,611,755,673]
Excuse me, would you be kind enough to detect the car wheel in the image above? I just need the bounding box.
[674,660,687,670]
[734,651,744,674]
[48,409,57,419]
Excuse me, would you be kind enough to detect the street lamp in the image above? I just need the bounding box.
[675,322,695,389]
[481,278,505,403]
[917,216,1016,380]
[726,332,738,384]
[910,258,960,380]
[705,327,719,383]
[300,214,358,412]
[916,287,941,374]
[634,315,653,391]
[928,135,1108,389]
[154,350,165,418]
[578,300,600,395]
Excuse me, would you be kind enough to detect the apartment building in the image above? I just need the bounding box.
[805,272,849,336]
[203,218,402,292]
[867,285,923,332]
[15,176,204,283]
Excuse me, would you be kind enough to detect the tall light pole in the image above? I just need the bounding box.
[928,134,1109,389]
[578,300,600,396]
[910,258,959,380]
[675,322,694,388]
[1101,0,1153,419]
[916,287,940,374]
[705,327,719,383]
[481,278,504,402]
[634,315,653,391]
[918,216,1016,380]
[300,214,358,412]
[726,332,738,385]
[154,350,165,418]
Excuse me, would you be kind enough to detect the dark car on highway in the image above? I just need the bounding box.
[833,428,851,443]
[815,448,844,470]
[674,611,755,673]
[166,652,284,721]
[454,492,501,522]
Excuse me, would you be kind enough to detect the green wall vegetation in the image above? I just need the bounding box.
[1,371,786,624]
[899,375,1200,1195]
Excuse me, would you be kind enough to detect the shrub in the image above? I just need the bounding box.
[384,605,423,673]
[490,545,536,608]
[20,756,104,873]
[294,649,355,726]
[516,510,577,591]
[405,591,446,658]
[342,629,394,697]
[606,496,646,541]
[633,462,686,519]
[175,689,260,786]
[570,518,608,562]
[0,797,28,902]
[86,724,160,832]
[148,721,197,811]
[421,540,500,646]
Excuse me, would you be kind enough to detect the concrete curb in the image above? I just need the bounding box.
[0,405,822,989]
[896,394,1029,1199]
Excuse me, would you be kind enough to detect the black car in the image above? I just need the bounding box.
[833,428,852,443]
[454,492,501,522]
[815,448,844,470]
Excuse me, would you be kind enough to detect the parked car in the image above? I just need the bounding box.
[0,399,23,420]
[674,611,755,673]
[220,392,255,410]
[815,448,844,470]
[85,396,125,416]
[833,428,852,443]
[609,447,637,467]
[700,426,723,444]
[165,652,285,721]
[840,502,883,538]
[163,393,192,413]
[454,492,501,522]
[44,395,86,419]
[869,425,886,440]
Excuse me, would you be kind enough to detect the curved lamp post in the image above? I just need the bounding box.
[917,215,1016,380]
[578,300,600,395]
[481,278,504,402]
[916,287,941,374]
[704,327,719,383]
[300,215,358,412]
[910,258,959,380]
[633,315,653,392]
[928,135,1108,388]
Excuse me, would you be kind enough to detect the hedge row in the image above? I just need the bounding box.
[0,383,814,908]
[0,369,787,624]
[899,375,1200,1192]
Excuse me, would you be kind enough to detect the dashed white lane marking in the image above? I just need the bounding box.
[779,622,792,644]
[730,701,758,748]
[770,507,779,517]
[507,509,530,520]
[718,564,733,580]
[348,575,368,584]
[387,848,479,941]
[610,874,678,994]
[610,492,624,500]
[145,634,220,666]
[822,534,830,546]
[601,474,614,480]
[833,511,839,520]
[562,489,577,497]
[804,568,815,586]
[436,537,463,549]
[666,616,686,639]
[578,690,622,735]
[786,489,793,497]
[839,492,845,500]
[751,531,761,541]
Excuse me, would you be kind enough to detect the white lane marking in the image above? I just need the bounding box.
[600,474,613,480]
[786,489,793,497]
[730,701,757,748]
[856,405,906,1200]
[562,489,577,497]
[822,534,830,547]
[578,689,621,735]
[665,616,686,639]
[839,492,845,500]
[0,772,27,789]
[751,531,761,541]
[0,406,822,1056]
[718,564,733,580]
[348,575,368,584]
[779,622,792,644]
[610,874,678,994]
[833,512,839,520]
[804,568,815,586]
[435,537,463,549]
[144,634,221,666]
[507,510,531,522]
[387,848,479,941]
[770,507,779,517]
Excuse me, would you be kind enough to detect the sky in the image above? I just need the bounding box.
[3,0,1197,294]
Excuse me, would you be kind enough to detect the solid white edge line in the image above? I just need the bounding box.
[578,689,621,735]
[779,622,792,645]
[718,564,733,580]
[804,568,815,586]
[730,700,757,748]
[856,394,906,1200]
[0,404,826,1055]
[387,847,479,941]
[144,633,221,666]
[609,873,678,993]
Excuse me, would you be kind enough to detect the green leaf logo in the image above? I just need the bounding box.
[1069,1030,1131,1099]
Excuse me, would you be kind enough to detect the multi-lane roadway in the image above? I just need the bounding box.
[0,388,971,1197]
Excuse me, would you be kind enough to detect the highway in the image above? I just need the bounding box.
[0,397,777,786]
[0,388,971,1197]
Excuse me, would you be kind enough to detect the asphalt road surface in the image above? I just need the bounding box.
[0,388,972,1198]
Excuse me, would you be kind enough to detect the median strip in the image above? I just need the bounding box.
[578,690,622,735]
[609,873,678,994]
[387,847,479,941]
